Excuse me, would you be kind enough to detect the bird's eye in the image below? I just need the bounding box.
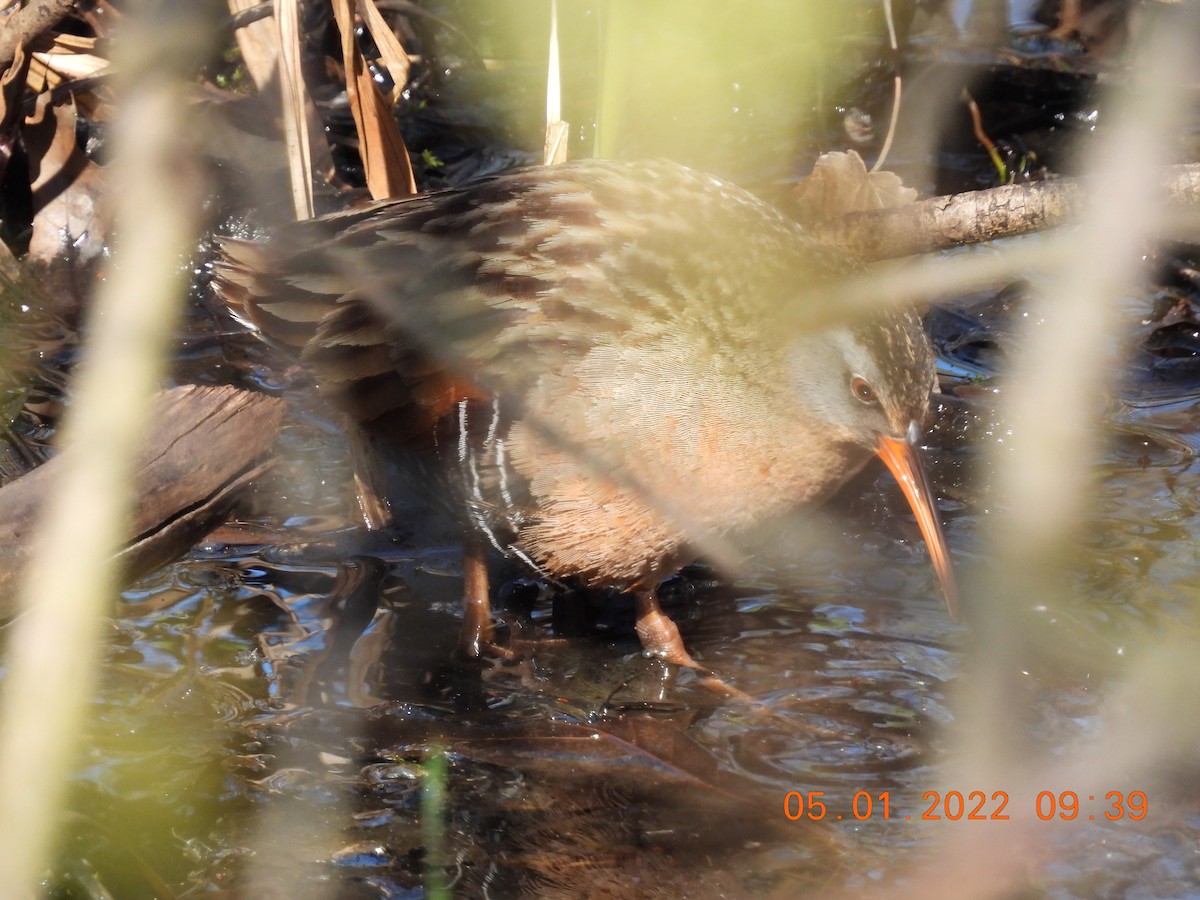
[851,376,878,405]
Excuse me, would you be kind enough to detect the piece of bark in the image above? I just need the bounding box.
[0,384,285,616]
[813,163,1200,261]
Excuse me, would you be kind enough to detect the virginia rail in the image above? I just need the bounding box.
[213,158,957,672]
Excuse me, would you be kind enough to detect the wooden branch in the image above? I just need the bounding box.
[0,0,77,68]
[0,384,285,616]
[814,163,1200,261]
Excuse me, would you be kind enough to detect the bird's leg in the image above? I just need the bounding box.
[1048,0,1081,38]
[633,588,704,671]
[459,533,494,657]
[347,427,392,530]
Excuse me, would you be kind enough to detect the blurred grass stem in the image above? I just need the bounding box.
[0,2,207,893]
[422,748,449,900]
[975,0,1200,719]
[915,6,1200,896]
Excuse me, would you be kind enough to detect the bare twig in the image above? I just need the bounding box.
[813,163,1200,260]
[962,88,1007,182]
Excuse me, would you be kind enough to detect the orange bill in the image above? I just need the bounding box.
[874,434,960,620]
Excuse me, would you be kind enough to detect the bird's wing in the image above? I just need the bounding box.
[211,158,844,445]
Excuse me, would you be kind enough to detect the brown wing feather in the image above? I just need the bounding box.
[210,156,858,472]
[213,206,483,444]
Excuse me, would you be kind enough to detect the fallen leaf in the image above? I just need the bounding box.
[23,93,107,322]
[792,149,917,222]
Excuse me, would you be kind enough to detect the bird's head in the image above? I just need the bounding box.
[789,307,959,618]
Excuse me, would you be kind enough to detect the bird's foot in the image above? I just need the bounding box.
[458,593,525,662]
[634,602,756,703]
[458,637,521,664]
[634,604,701,669]
[458,587,492,653]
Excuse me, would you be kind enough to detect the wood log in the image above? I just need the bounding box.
[0,384,285,615]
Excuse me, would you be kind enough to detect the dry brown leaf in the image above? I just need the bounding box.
[23,94,108,322]
[331,0,415,200]
[357,0,411,105]
[29,32,95,52]
[0,41,31,184]
[28,50,106,91]
[792,149,917,223]
[24,31,105,93]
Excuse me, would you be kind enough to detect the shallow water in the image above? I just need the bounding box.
[13,11,1200,892]
[45,316,1200,895]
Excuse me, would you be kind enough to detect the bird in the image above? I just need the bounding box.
[212,157,958,673]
